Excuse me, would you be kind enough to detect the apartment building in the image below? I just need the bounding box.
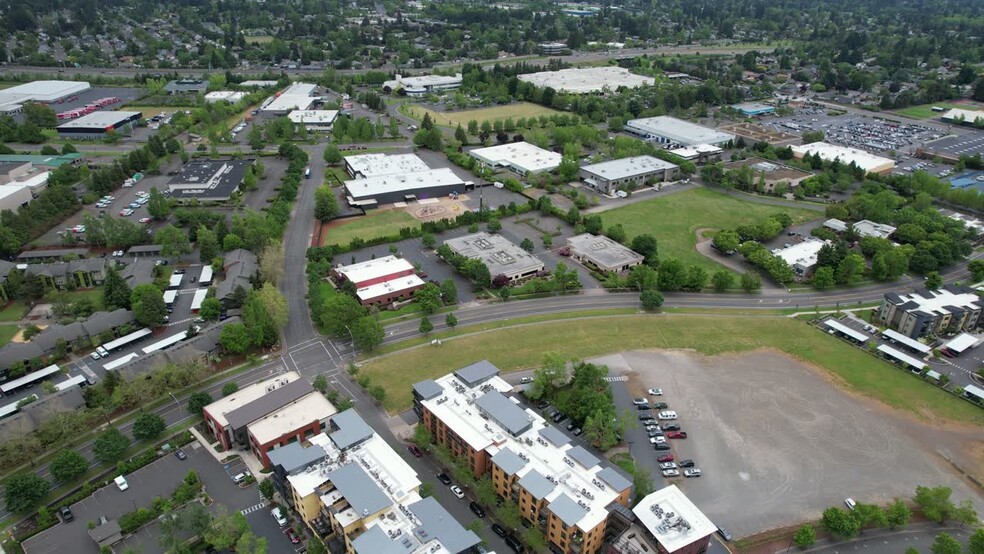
[879,284,984,339]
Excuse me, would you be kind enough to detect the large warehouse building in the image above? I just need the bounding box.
[344,152,430,179]
[55,111,142,139]
[517,67,655,94]
[261,82,319,114]
[0,80,91,114]
[382,73,463,96]
[791,142,895,174]
[444,232,544,283]
[341,153,468,207]
[167,159,253,202]
[469,142,562,175]
[578,155,679,195]
[625,116,735,147]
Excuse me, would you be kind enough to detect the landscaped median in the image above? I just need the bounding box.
[357,314,984,426]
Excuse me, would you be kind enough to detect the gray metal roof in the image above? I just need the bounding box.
[16,248,88,260]
[266,441,326,474]
[127,244,162,254]
[409,497,481,553]
[474,391,531,437]
[82,309,134,336]
[539,425,570,447]
[596,466,632,492]
[329,408,374,450]
[327,463,393,517]
[87,519,122,542]
[567,445,600,469]
[453,359,500,387]
[224,379,314,431]
[518,469,555,500]
[549,493,589,527]
[412,379,443,401]
[491,447,527,476]
[351,525,417,554]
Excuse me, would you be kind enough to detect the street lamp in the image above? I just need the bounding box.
[168,391,180,411]
[343,324,356,361]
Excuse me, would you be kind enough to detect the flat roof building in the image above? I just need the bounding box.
[579,155,679,195]
[732,102,775,116]
[240,80,279,88]
[879,284,984,339]
[246,392,337,468]
[413,361,633,554]
[444,232,545,282]
[633,485,717,554]
[0,153,84,169]
[791,142,896,174]
[203,371,310,450]
[332,255,416,288]
[164,80,207,95]
[204,91,245,104]
[356,275,427,307]
[517,67,655,94]
[56,111,142,139]
[567,233,644,273]
[287,110,338,130]
[941,108,984,126]
[0,80,91,113]
[626,116,735,147]
[669,144,723,163]
[167,159,252,201]
[261,82,319,114]
[722,157,813,193]
[345,167,468,206]
[469,141,562,175]
[771,238,828,277]
[382,73,463,96]
[344,153,431,179]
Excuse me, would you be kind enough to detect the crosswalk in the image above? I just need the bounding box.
[603,376,628,382]
[241,501,267,515]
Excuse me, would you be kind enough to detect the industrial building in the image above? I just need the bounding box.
[331,255,427,307]
[55,111,142,139]
[268,409,481,554]
[239,80,279,88]
[771,238,828,277]
[625,116,735,147]
[261,82,319,114]
[567,233,644,273]
[879,284,984,339]
[164,80,208,95]
[578,155,679,195]
[722,157,813,193]
[516,67,655,94]
[444,232,545,283]
[0,153,83,170]
[0,80,91,114]
[345,167,468,207]
[287,110,339,131]
[469,141,562,175]
[344,153,430,179]
[204,91,245,104]
[791,142,896,174]
[166,159,252,201]
[382,73,463,96]
[669,144,723,163]
[940,108,984,126]
[731,102,775,116]
[823,218,896,239]
[629,485,717,554]
[412,361,634,554]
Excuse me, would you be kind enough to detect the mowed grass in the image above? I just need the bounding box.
[134,107,177,119]
[0,326,17,348]
[244,36,274,44]
[322,209,419,247]
[893,103,966,120]
[0,301,28,322]
[360,315,984,426]
[403,102,560,128]
[599,188,819,272]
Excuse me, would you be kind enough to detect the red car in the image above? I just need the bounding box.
[407,444,423,457]
[285,528,301,544]
[656,454,674,462]
[666,431,688,439]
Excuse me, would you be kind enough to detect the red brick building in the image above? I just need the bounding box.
[331,255,415,288]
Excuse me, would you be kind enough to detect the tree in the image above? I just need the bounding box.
[50,449,89,483]
[197,225,219,263]
[200,297,222,321]
[156,225,192,258]
[234,531,267,554]
[812,266,835,290]
[320,295,367,337]
[306,537,328,554]
[147,187,170,220]
[522,528,547,553]
[4,473,50,514]
[967,528,984,554]
[131,283,166,327]
[187,392,212,416]
[413,424,433,450]
[641,290,664,310]
[741,271,762,292]
[520,238,535,252]
[487,217,502,233]
[204,506,250,550]
[222,382,240,397]
[853,503,887,529]
[220,323,253,354]
[605,224,627,244]
[255,284,288,329]
[835,253,865,284]
[914,486,956,523]
[820,507,859,538]
[455,124,467,144]
[529,352,568,400]
[102,266,132,310]
[323,144,342,165]
[711,270,734,292]
[925,271,943,290]
[969,260,984,282]
[494,500,522,530]
[419,316,433,335]
[93,427,130,465]
[953,499,978,526]
[886,499,911,529]
[631,234,659,264]
[132,412,166,441]
[627,264,658,291]
[930,532,962,554]
[314,186,339,221]
[793,525,816,549]
[445,313,458,331]
[439,279,457,305]
[712,230,740,253]
[352,316,384,351]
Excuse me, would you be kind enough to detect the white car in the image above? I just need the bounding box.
[520,376,533,384]
[114,475,129,491]
[615,190,628,198]
[649,436,666,444]
[844,498,856,510]
[272,507,288,527]
[450,485,465,499]
[632,398,649,406]
[648,388,663,396]
[657,410,678,420]
[659,462,677,470]
[684,469,702,478]
[662,469,680,478]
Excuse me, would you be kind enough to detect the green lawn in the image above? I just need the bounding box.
[401,102,561,128]
[0,325,17,348]
[893,103,965,120]
[0,301,28,322]
[323,209,419,247]
[360,314,984,426]
[599,188,819,272]
[63,288,106,311]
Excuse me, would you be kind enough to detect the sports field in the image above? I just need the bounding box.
[598,188,819,272]
[402,102,561,128]
[321,209,419,247]
[893,103,966,120]
[359,315,984,427]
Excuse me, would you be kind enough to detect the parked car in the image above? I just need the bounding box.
[469,502,485,518]
[572,428,583,436]
[654,443,671,451]
[657,411,678,420]
[174,450,187,460]
[659,462,677,470]
[657,454,674,462]
[632,398,649,406]
[59,506,74,522]
[678,459,695,468]
[504,535,524,553]
[536,400,549,409]
[717,528,733,541]
[520,376,533,384]
[285,528,301,544]
[648,388,663,396]
[638,413,654,421]
[666,431,688,439]
[684,469,702,478]
[114,476,129,491]
[450,485,465,499]
[272,507,288,527]
[653,402,668,409]
[844,498,857,510]
[637,405,651,411]
[407,444,423,457]
[437,473,452,485]
[661,423,681,431]
[553,413,567,423]
[492,523,507,537]
[647,429,663,438]
[662,469,680,477]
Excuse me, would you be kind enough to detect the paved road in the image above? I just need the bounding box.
[280,144,323,349]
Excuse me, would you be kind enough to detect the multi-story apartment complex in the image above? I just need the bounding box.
[879,284,984,339]
[413,361,634,554]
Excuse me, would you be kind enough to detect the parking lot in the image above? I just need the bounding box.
[42,86,145,123]
[765,112,945,155]
[922,129,984,161]
[600,349,983,538]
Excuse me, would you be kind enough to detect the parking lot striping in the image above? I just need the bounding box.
[241,501,268,515]
[604,376,628,382]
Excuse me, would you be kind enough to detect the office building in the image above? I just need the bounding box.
[791,142,895,174]
[344,153,431,179]
[578,155,679,195]
[382,73,463,96]
[56,111,142,139]
[731,102,775,116]
[287,110,339,130]
[167,159,252,201]
[770,238,828,277]
[164,80,208,95]
[261,82,319,114]
[722,158,812,193]
[517,67,655,94]
[331,255,426,307]
[879,284,984,339]
[204,91,246,104]
[567,233,644,273]
[625,116,735,147]
[444,232,545,283]
[345,168,468,207]
[412,361,634,554]
[823,219,896,239]
[469,142,562,175]
[668,144,723,164]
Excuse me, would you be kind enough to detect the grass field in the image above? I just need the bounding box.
[893,103,966,120]
[244,36,274,44]
[322,209,419,247]
[0,301,27,322]
[402,102,561,128]
[0,326,17,348]
[599,188,819,272]
[359,315,984,426]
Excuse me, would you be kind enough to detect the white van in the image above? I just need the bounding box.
[114,475,129,491]
[272,507,288,527]
[96,346,109,358]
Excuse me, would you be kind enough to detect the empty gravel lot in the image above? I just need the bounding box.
[597,349,984,538]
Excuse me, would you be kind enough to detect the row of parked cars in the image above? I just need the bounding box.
[634,388,702,478]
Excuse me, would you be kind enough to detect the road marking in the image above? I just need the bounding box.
[604,376,628,382]
[241,501,268,515]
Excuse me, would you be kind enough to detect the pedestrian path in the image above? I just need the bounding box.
[604,375,628,382]
[241,501,268,516]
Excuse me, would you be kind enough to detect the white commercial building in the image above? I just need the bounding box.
[344,153,431,179]
[204,91,245,104]
[287,110,339,130]
[578,155,679,194]
[669,144,723,163]
[239,80,279,88]
[771,238,829,277]
[625,116,735,147]
[261,82,318,114]
[469,141,562,175]
[941,108,984,125]
[382,73,463,96]
[633,485,717,554]
[517,66,655,94]
[823,218,895,239]
[332,255,416,288]
[444,232,545,282]
[791,142,895,174]
[0,184,33,212]
[0,80,91,114]
[345,168,468,206]
[567,233,644,273]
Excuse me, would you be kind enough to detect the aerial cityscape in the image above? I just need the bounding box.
[0,0,981,553]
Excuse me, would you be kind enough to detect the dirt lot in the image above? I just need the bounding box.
[606,349,984,538]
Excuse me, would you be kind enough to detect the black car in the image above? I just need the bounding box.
[469,502,485,518]
[653,402,668,409]
[175,449,187,460]
[504,535,524,553]
[679,459,695,468]
[59,506,73,522]
[536,400,549,409]
[566,421,577,431]
[661,423,681,431]
[553,413,566,423]
[436,473,452,485]
[492,523,507,537]
[638,413,654,421]
[654,443,672,451]
[647,429,663,437]
[636,405,651,411]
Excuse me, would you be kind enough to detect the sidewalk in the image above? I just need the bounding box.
[188,426,267,478]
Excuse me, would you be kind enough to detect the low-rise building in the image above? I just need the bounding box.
[824,219,896,239]
[246,392,337,467]
[382,73,463,96]
[538,42,570,55]
[517,67,655,94]
[56,111,142,139]
[0,80,91,114]
[332,255,416,288]
[344,167,468,207]
[22,258,108,290]
[879,284,984,339]
[669,144,723,164]
[164,79,208,95]
[578,156,679,195]
[940,108,984,126]
[469,142,562,175]
[356,275,426,307]
[722,157,813,193]
[791,142,895,175]
[167,159,253,202]
[343,153,431,179]
[567,233,644,273]
[771,238,828,277]
[216,248,258,305]
[731,102,775,116]
[631,485,717,554]
[204,91,246,104]
[625,116,735,148]
[444,232,545,283]
[287,110,339,131]
[261,82,319,114]
[413,361,634,554]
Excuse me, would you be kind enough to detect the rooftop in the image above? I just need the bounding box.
[287,110,339,124]
[203,372,302,429]
[383,73,463,92]
[888,284,983,316]
[941,108,984,123]
[626,116,735,146]
[567,233,644,269]
[357,275,426,302]
[0,80,90,110]
[723,157,811,182]
[580,155,678,181]
[335,255,415,285]
[56,111,142,129]
[633,485,717,553]
[853,220,896,239]
[669,144,722,159]
[263,94,316,112]
[443,232,545,279]
[473,391,533,437]
[327,462,394,517]
[469,142,562,174]
[167,159,251,200]
[771,238,828,268]
[345,168,466,201]
[516,66,655,94]
[225,378,314,431]
[329,407,375,450]
[345,153,431,178]
[791,142,895,173]
[247,392,337,445]
[204,91,245,102]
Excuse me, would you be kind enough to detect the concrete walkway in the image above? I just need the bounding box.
[188,426,267,478]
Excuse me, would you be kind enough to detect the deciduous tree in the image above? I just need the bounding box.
[93,427,130,465]
[50,449,89,483]
[820,507,859,539]
[199,297,222,321]
[259,244,285,285]
[352,316,384,351]
[156,224,192,257]
[886,499,911,529]
[132,412,166,441]
[641,289,664,310]
[793,525,815,549]
[4,473,50,514]
[419,316,433,335]
[444,313,458,331]
[930,532,962,554]
[131,283,166,327]
[220,323,253,354]
[187,392,212,416]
